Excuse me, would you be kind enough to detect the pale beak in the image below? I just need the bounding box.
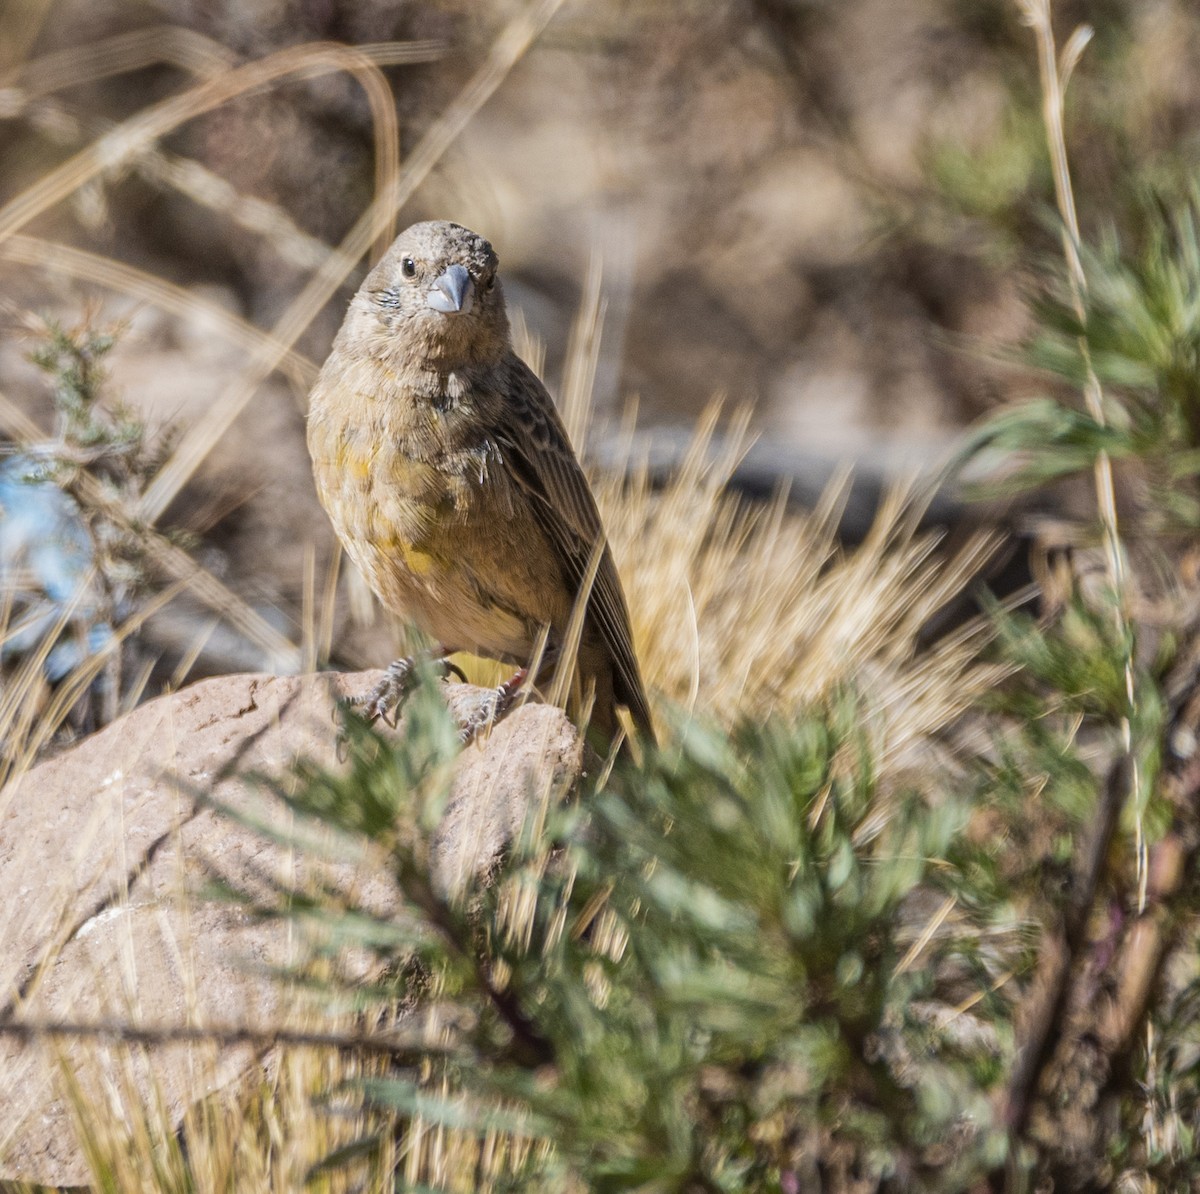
[426,263,474,314]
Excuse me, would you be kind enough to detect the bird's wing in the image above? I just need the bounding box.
[489,353,654,737]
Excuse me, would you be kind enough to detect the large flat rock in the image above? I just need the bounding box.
[0,671,582,1187]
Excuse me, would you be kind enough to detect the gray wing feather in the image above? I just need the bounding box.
[491,354,654,736]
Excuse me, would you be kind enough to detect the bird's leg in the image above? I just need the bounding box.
[458,646,562,744]
[459,666,529,745]
[351,646,461,726]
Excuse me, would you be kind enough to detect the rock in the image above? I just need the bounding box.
[0,671,582,1187]
[434,686,585,900]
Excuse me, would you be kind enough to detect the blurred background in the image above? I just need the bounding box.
[0,0,1196,718]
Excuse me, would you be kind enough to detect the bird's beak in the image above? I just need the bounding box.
[426,263,474,315]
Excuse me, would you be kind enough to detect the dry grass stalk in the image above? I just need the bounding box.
[0,25,237,94]
[560,250,606,454]
[1,34,444,273]
[1017,0,1144,903]
[598,406,1004,758]
[0,235,318,390]
[4,27,445,96]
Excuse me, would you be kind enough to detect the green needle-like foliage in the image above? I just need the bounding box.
[965,186,1200,532]
[240,688,1004,1193]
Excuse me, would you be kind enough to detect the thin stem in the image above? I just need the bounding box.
[0,1015,444,1061]
[1018,0,1144,907]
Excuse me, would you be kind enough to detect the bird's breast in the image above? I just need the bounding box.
[307,354,509,610]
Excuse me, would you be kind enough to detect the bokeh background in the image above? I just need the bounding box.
[0,0,1196,686]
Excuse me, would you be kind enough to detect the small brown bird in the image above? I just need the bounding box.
[307,220,654,746]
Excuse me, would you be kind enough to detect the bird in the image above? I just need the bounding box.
[307,219,654,749]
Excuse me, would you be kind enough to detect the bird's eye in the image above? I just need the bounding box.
[401,257,417,278]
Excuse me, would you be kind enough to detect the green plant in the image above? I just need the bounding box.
[948,5,1200,1188]
[233,681,1006,1193]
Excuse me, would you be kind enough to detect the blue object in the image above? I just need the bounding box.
[0,451,114,681]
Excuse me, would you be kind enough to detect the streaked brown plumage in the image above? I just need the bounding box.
[307,220,653,744]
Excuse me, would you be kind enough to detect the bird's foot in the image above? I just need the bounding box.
[351,657,417,726]
[458,667,529,745]
[348,653,465,727]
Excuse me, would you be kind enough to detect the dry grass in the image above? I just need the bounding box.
[0,3,1008,1189]
[601,409,1005,755]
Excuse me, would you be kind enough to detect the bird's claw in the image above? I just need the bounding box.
[334,658,418,762]
[349,657,416,727]
[457,673,525,746]
[442,659,470,685]
[339,653,463,734]
[337,657,525,752]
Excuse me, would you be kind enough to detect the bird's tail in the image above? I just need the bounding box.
[569,647,655,761]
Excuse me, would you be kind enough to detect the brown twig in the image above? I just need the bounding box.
[0,1015,443,1061]
[399,865,556,1070]
[1092,747,1200,1097]
[999,754,1131,1138]
[1098,832,1187,1056]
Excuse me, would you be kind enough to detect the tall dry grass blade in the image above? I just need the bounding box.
[0,576,92,781]
[167,617,219,692]
[0,384,43,443]
[10,94,338,270]
[0,235,318,389]
[12,577,189,771]
[682,580,701,715]
[1058,24,1093,92]
[119,655,157,716]
[546,536,605,716]
[136,0,568,527]
[139,149,338,272]
[318,543,342,668]
[509,306,546,379]
[380,0,569,229]
[0,42,401,251]
[2,25,236,95]
[146,537,299,669]
[1017,0,1143,907]
[301,542,317,675]
[560,249,606,454]
[4,28,441,100]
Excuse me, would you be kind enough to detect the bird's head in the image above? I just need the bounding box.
[352,220,510,370]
